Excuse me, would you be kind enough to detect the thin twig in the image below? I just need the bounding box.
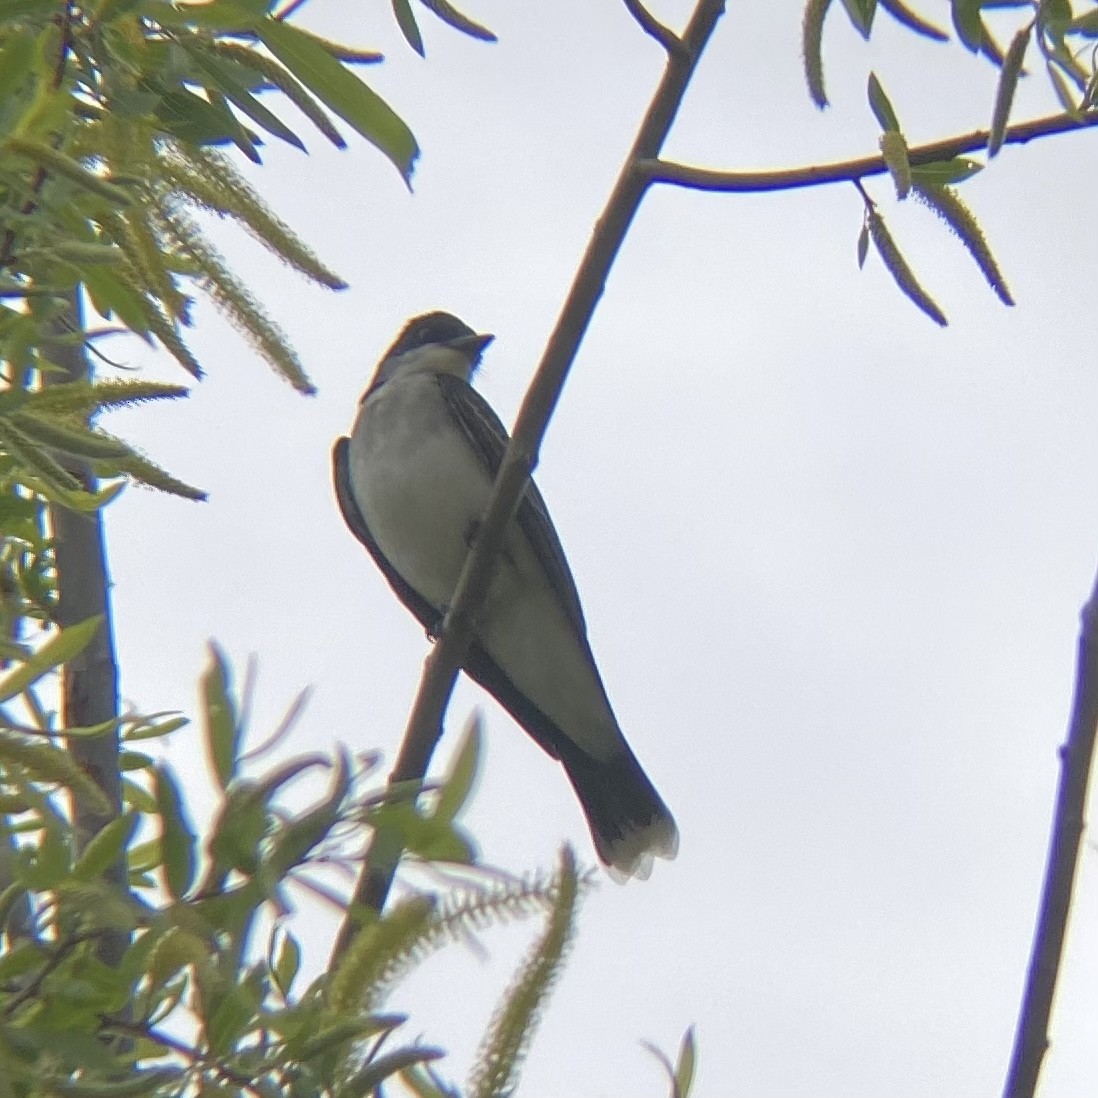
[1,932,93,1017]
[1002,566,1098,1098]
[330,0,728,961]
[103,1019,267,1097]
[622,0,683,55]
[640,108,1098,192]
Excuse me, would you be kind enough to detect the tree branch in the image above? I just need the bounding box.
[331,0,727,959]
[640,108,1098,193]
[622,0,683,55]
[1002,565,1098,1098]
[45,294,128,969]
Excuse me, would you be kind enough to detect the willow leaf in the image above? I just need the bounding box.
[0,615,102,704]
[802,0,832,108]
[417,0,496,42]
[989,24,1031,156]
[879,0,948,41]
[257,19,418,182]
[392,0,425,56]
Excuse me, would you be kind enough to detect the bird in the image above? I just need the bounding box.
[332,311,678,879]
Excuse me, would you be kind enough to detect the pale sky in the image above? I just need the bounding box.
[102,2,1097,1095]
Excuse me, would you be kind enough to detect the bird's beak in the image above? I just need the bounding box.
[448,332,495,356]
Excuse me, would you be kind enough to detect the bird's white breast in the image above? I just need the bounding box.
[349,373,491,610]
[348,368,620,757]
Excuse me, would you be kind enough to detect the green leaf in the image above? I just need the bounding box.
[78,266,153,335]
[124,712,189,741]
[95,0,145,22]
[340,1047,445,1098]
[866,72,901,131]
[951,0,982,51]
[878,0,948,41]
[0,881,31,937]
[1046,60,1081,117]
[182,43,307,151]
[121,778,158,813]
[0,493,37,528]
[1067,10,1098,35]
[5,138,132,206]
[392,0,425,56]
[202,642,240,791]
[265,748,349,875]
[399,1062,453,1098]
[0,616,102,704]
[839,0,877,37]
[46,1069,184,1098]
[154,764,197,898]
[19,470,125,512]
[23,814,74,887]
[1,420,85,497]
[0,0,58,20]
[257,19,418,182]
[293,1017,404,1064]
[802,0,831,109]
[909,156,983,186]
[27,242,124,266]
[71,812,138,883]
[676,1025,698,1098]
[417,0,497,43]
[433,713,480,823]
[205,981,260,1057]
[154,87,240,147]
[203,85,263,163]
[208,783,267,875]
[272,930,301,996]
[143,0,258,32]
[989,23,1030,157]
[856,220,869,268]
[0,29,39,103]
[1038,0,1072,38]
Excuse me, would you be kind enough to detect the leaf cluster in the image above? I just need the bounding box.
[803,0,1098,324]
[0,0,434,516]
[0,627,596,1098]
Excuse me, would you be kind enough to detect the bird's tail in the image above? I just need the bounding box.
[558,744,679,880]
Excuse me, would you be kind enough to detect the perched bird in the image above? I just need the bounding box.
[333,311,678,878]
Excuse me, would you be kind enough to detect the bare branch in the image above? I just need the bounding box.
[622,0,683,55]
[641,108,1098,193]
[1002,564,1098,1098]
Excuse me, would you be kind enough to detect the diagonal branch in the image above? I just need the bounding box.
[331,0,727,959]
[1002,564,1098,1098]
[640,108,1098,193]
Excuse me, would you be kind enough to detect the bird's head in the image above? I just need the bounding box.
[364,311,495,396]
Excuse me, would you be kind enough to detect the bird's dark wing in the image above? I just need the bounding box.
[333,422,603,771]
[434,372,588,640]
[332,436,439,632]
